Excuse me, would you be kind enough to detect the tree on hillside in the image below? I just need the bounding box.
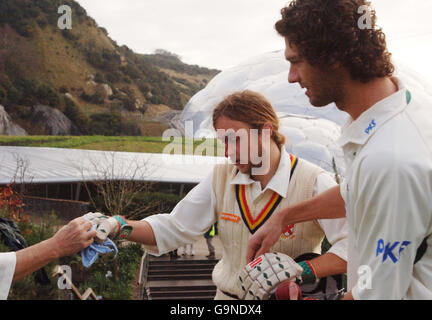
[154,49,182,61]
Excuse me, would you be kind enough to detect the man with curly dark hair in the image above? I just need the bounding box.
[276,0,396,112]
[247,0,432,300]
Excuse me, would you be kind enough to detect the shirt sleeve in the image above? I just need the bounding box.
[350,154,431,300]
[142,169,217,255]
[314,172,349,262]
[0,252,16,300]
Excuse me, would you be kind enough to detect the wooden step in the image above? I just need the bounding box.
[149,264,215,271]
[148,268,213,276]
[149,259,218,266]
[147,279,216,291]
[149,289,216,298]
[148,273,212,281]
[144,257,219,300]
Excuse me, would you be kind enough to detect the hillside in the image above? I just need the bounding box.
[0,135,224,155]
[0,0,219,136]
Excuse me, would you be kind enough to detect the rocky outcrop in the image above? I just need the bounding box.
[134,98,145,111]
[0,105,28,136]
[85,76,113,101]
[64,92,77,104]
[31,104,80,135]
[95,83,113,101]
[153,110,184,134]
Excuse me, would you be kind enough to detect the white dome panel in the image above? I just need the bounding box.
[279,127,306,147]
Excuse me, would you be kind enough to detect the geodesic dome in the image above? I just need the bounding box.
[278,114,344,176]
[180,50,432,176]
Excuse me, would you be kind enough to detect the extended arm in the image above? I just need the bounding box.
[13,217,95,282]
[125,220,156,246]
[92,171,218,255]
[247,184,346,262]
[308,252,346,278]
[281,184,346,225]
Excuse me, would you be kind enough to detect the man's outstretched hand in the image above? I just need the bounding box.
[246,211,285,263]
[247,185,346,263]
[83,212,132,244]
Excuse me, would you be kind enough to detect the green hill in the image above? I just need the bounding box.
[0,0,219,136]
[0,135,225,155]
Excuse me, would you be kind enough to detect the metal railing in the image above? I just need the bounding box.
[137,249,150,300]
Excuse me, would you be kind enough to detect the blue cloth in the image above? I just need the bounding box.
[81,223,118,268]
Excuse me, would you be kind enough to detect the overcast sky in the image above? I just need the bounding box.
[75,0,432,81]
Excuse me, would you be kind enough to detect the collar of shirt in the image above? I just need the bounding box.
[337,77,408,148]
[229,146,291,199]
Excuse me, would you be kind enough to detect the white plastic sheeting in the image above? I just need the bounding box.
[0,146,226,185]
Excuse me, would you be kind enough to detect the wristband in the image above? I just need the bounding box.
[298,260,317,284]
[113,215,133,239]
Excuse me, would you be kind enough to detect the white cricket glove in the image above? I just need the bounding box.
[83,212,132,244]
[238,252,304,300]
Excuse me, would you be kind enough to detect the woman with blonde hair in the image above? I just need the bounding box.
[84,90,348,300]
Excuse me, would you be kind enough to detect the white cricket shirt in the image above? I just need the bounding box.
[0,252,16,300]
[339,77,432,299]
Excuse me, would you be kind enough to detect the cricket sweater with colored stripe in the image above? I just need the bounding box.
[212,156,326,298]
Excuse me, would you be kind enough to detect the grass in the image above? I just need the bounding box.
[0,135,225,155]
